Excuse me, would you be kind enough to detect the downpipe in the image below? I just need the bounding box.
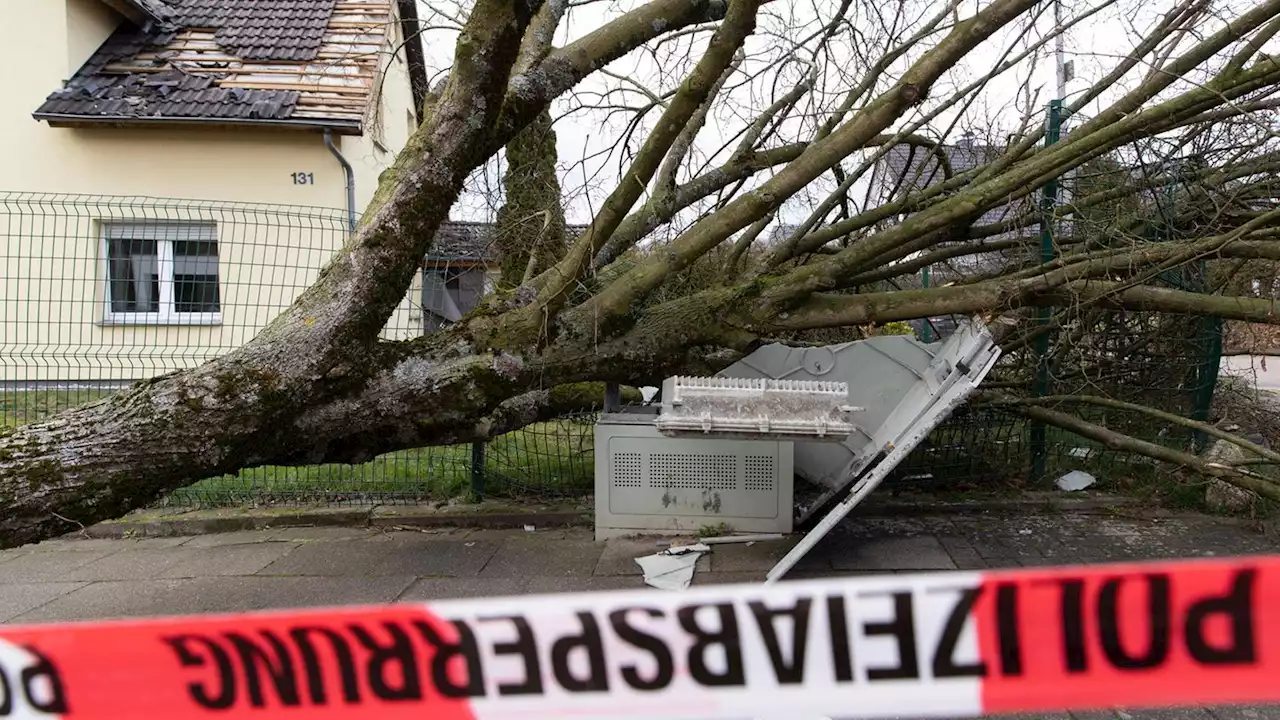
[324,128,357,232]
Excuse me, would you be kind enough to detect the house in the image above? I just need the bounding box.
[418,222,588,332]
[867,134,1038,338]
[0,0,431,385]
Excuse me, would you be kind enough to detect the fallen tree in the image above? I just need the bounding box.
[5,0,1280,546]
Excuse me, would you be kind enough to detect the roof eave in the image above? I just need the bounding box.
[98,0,170,27]
[33,112,364,135]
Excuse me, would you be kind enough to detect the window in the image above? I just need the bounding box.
[102,222,221,325]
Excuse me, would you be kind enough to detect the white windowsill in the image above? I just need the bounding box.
[97,314,223,327]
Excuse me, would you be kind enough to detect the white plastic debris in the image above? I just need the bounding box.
[1056,469,1097,491]
[523,525,535,532]
[635,543,711,591]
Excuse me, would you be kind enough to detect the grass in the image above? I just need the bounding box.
[1,388,114,426]
[3,389,597,507]
[173,416,597,507]
[5,388,1250,514]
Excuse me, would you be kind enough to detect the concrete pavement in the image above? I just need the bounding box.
[2,510,1279,719]
[1221,355,1280,391]
[4,511,1280,622]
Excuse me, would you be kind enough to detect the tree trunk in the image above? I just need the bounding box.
[495,110,568,287]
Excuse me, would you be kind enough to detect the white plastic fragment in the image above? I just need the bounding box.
[634,543,711,590]
[1056,470,1097,491]
[523,525,535,532]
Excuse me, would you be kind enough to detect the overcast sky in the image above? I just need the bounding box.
[411,0,1250,229]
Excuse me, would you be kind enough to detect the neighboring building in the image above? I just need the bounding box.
[0,0,431,383]
[5,0,427,211]
[868,134,1036,279]
[419,222,502,333]
[867,135,1037,339]
[418,222,588,331]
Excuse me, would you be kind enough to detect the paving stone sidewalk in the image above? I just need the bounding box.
[1,510,1277,719]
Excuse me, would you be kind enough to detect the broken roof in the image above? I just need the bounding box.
[34,0,419,133]
[102,0,177,25]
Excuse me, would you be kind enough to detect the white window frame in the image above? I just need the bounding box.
[99,221,222,326]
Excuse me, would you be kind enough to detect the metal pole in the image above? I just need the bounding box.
[1054,0,1067,103]
[921,266,934,343]
[470,441,486,501]
[1053,0,1073,213]
[1030,100,1063,483]
[604,382,622,413]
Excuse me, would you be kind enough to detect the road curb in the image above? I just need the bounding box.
[858,491,1142,515]
[82,492,1141,539]
[83,504,592,539]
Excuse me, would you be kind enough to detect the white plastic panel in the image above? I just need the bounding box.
[656,376,857,441]
[725,317,1002,582]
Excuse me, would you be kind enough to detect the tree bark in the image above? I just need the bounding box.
[495,109,568,288]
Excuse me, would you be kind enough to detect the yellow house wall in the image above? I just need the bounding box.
[0,0,418,384]
[66,0,118,72]
[345,19,420,341]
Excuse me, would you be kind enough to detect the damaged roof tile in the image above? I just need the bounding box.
[35,0,396,131]
[175,0,336,62]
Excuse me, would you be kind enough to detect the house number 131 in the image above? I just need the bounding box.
[292,172,315,185]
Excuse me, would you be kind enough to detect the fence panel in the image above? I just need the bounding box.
[1,191,1228,508]
[0,192,599,507]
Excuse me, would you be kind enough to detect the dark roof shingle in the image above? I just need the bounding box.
[34,0,392,130]
[174,0,336,62]
[871,139,1034,277]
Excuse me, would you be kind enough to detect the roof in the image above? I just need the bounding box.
[102,0,176,24]
[34,0,416,133]
[427,222,590,264]
[871,138,1035,277]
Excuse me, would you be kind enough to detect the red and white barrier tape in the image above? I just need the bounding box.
[1,555,1277,719]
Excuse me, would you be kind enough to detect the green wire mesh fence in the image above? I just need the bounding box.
[0,191,603,507]
[0,191,1230,508]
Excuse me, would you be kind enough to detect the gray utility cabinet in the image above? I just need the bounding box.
[593,410,794,540]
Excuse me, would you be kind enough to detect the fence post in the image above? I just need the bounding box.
[470,441,485,501]
[1030,99,1064,482]
[1191,259,1223,452]
[920,266,934,343]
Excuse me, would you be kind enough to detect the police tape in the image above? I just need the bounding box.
[1,555,1278,719]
